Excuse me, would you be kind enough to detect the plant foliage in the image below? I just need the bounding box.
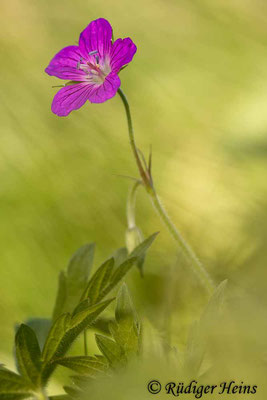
[0,233,157,399]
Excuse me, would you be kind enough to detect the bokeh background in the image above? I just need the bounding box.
[1,0,267,398]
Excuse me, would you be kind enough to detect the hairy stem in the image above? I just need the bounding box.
[117,88,214,295]
[117,89,151,188]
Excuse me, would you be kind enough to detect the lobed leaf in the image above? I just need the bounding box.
[42,313,71,364]
[89,316,114,334]
[82,233,157,305]
[63,385,82,398]
[23,318,52,351]
[129,232,158,259]
[52,271,67,322]
[15,324,42,388]
[42,299,114,382]
[99,257,137,301]
[69,299,114,331]
[70,375,93,390]
[0,369,33,399]
[98,233,158,300]
[54,356,107,376]
[95,335,124,368]
[53,244,95,320]
[80,258,114,304]
[115,283,138,326]
[110,284,140,356]
[67,243,95,284]
[71,298,90,316]
[111,247,128,267]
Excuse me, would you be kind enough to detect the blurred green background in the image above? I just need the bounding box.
[1,0,267,396]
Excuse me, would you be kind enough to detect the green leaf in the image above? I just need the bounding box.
[95,335,124,368]
[53,244,95,319]
[99,257,137,300]
[81,258,114,304]
[24,318,52,351]
[115,283,138,326]
[69,299,114,330]
[77,234,156,315]
[94,354,108,366]
[67,243,95,283]
[81,240,151,304]
[42,313,71,364]
[110,284,140,356]
[112,247,128,267]
[71,298,90,316]
[15,324,42,388]
[42,299,114,382]
[63,386,82,398]
[89,316,114,334]
[54,356,107,376]
[70,375,92,390]
[0,369,33,399]
[129,232,158,259]
[49,396,71,400]
[52,271,67,321]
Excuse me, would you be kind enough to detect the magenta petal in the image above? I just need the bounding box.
[88,73,121,104]
[51,83,93,116]
[45,45,87,81]
[110,38,137,73]
[79,18,112,58]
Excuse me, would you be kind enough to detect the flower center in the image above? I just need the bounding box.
[77,51,111,85]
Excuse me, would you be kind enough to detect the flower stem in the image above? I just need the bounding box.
[117,88,151,188]
[117,88,215,295]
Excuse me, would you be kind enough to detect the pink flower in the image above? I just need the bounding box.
[45,18,137,117]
